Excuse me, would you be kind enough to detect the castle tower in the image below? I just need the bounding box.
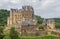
[7,9,22,26]
[22,6,34,21]
[42,19,47,26]
[47,19,55,30]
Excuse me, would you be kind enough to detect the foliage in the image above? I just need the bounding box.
[53,18,60,28]
[38,25,44,30]
[55,23,60,28]
[3,35,11,39]
[54,18,60,23]
[0,26,4,39]
[20,35,60,39]
[9,27,20,39]
[0,9,9,26]
[35,15,43,24]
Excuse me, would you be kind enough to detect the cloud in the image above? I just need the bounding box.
[0,0,60,18]
[40,0,55,9]
[0,0,22,9]
[36,0,60,18]
[10,0,20,4]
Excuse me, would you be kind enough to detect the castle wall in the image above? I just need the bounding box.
[7,6,38,36]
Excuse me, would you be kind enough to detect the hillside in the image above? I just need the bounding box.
[53,18,60,28]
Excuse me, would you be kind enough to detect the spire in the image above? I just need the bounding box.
[42,18,47,25]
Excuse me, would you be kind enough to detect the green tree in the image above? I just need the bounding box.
[3,35,11,39]
[38,25,44,30]
[35,15,43,24]
[0,26,4,39]
[9,27,20,39]
[0,9,9,26]
[55,23,60,28]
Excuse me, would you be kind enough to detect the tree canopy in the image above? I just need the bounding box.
[0,9,9,26]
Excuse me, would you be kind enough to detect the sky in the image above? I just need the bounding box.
[0,0,60,18]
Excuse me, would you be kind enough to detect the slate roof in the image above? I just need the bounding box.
[21,21,34,26]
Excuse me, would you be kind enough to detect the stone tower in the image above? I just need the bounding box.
[42,19,55,30]
[42,19,47,26]
[47,19,55,30]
